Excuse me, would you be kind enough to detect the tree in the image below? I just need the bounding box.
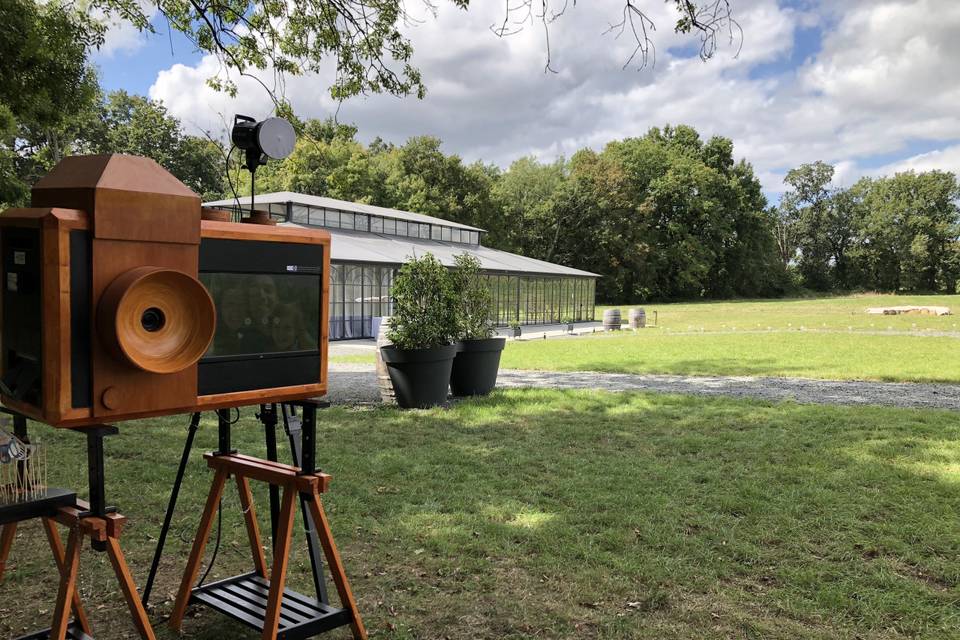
[0,0,99,130]
[821,187,860,289]
[80,92,224,199]
[783,161,834,207]
[769,202,798,268]
[381,136,502,234]
[521,126,779,302]
[782,161,835,290]
[491,156,566,256]
[851,171,960,292]
[0,0,99,205]
[718,159,787,297]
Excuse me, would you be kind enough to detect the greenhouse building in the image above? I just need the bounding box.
[204,192,599,340]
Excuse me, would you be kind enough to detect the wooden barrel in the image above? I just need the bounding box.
[602,308,622,331]
[628,308,646,329]
[375,317,397,405]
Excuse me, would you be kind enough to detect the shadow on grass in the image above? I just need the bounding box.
[2,391,960,639]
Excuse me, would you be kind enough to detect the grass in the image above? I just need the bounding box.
[337,294,960,343]
[3,390,960,639]
[501,294,960,383]
[501,331,960,383]
[597,293,960,334]
[330,354,377,365]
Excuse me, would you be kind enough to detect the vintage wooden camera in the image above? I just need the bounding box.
[0,154,329,427]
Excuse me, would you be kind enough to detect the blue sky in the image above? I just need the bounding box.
[97,28,199,96]
[93,0,960,201]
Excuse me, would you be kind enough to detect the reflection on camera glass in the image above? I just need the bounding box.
[200,273,319,356]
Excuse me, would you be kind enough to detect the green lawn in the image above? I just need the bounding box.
[3,391,960,639]
[502,331,960,383]
[598,293,960,333]
[500,294,960,383]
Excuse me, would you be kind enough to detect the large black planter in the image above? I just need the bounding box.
[380,344,458,408]
[450,337,506,397]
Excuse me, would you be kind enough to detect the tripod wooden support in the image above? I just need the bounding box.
[169,452,367,640]
[0,502,155,640]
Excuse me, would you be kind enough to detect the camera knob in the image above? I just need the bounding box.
[101,387,120,410]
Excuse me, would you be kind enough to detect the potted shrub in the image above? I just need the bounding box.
[449,254,506,397]
[510,321,522,338]
[562,316,574,333]
[380,253,458,408]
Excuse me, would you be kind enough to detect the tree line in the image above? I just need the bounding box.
[772,161,960,295]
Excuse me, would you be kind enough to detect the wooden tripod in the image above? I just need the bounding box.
[169,452,366,640]
[0,502,155,640]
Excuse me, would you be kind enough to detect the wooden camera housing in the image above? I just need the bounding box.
[0,155,329,427]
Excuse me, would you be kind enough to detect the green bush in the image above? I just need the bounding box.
[387,253,458,350]
[451,253,495,340]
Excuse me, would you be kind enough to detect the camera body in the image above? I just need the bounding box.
[0,155,329,427]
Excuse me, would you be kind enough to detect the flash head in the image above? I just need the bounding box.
[232,115,296,170]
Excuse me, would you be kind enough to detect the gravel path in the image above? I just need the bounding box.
[326,363,960,411]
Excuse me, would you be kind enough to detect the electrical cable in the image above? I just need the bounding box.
[194,412,236,588]
[225,145,243,221]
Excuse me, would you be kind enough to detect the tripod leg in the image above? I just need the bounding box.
[50,525,83,640]
[169,467,228,632]
[106,536,157,640]
[142,412,200,607]
[262,484,297,640]
[307,493,367,640]
[42,519,91,635]
[236,474,269,577]
[0,523,16,582]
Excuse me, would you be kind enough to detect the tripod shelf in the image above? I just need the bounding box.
[170,452,366,640]
[191,572,352,638]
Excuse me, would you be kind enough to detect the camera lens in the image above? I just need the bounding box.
[141,307,166,333]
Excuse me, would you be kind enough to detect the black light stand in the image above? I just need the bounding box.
[258,404,282,541]
[141,413,201,607]
[78,425,119,552]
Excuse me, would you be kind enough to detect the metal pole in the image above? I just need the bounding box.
[85,425,119,552]
[216,408,233,455]
[299,403,317,476]
[142,412,201,607]
[258,404,282,543]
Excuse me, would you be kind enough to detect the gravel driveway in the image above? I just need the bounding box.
[327,363,960,411]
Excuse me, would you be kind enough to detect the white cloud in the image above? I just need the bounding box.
[92,1,157,58]
[872,144,960,177]
[148,0,960,197]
